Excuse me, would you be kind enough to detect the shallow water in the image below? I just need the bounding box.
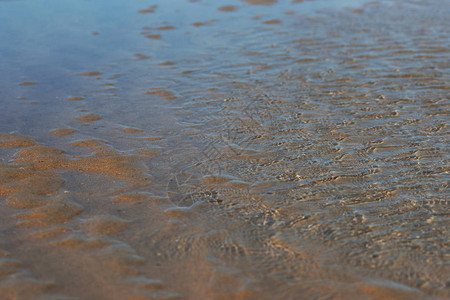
[0,0,449,299]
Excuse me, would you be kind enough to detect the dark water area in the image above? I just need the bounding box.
[0,0,449,299]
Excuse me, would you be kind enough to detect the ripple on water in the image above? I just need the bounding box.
[0,0,448,298]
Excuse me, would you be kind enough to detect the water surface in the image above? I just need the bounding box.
[0,0,449,299]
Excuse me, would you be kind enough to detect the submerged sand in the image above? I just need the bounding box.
[0,0,448,299]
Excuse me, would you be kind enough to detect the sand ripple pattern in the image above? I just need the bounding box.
[164,1,448,298]
[0,133,179,299]
[0,0,448,299]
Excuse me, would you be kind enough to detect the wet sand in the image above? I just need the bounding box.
[0,0,449,299]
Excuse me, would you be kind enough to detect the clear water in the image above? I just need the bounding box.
[0,0,448,299]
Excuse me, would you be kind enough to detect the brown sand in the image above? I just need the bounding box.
[77,113,102,122]
[0,0,448,299]
[134,54,150,60]
[122,127,144,134]
[50,129,77,136]
[263,19,281,25]
[144,88,177,100]
[77,71,103,76]
[18,82,38,86]
[242,0,277,5]
[218,6,238,12]
[68,96,85,101]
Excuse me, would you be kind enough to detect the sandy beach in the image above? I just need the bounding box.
[0,0,448,299]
